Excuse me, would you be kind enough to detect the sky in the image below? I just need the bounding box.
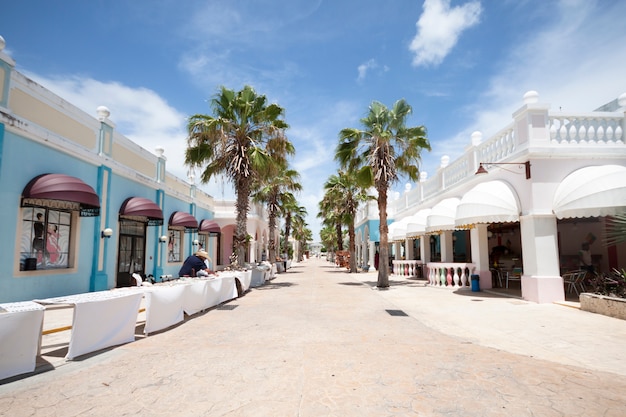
[2,0,626,241]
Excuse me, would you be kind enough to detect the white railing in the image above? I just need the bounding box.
[359,95,625,222]
[548,113,624,144]
[392,260,423,278]
[426,262,476,289]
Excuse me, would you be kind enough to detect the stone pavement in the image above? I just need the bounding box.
[1,257,625,416]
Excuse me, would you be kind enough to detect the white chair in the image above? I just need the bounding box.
[506,267,522,288]
[563,270,586,295]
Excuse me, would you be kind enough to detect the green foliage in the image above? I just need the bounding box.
[604,213,626,246]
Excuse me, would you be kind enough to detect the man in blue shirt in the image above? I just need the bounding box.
[179,250,214,277]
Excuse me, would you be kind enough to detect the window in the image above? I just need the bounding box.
[197,234,208,251]
[167,229,182,262]
[21,207,72,270]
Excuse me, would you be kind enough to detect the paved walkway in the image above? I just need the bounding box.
[1,257,625,416]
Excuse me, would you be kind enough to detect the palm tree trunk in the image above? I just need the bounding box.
[335,222,343,251]
[235,179,251,267]
[377,187,390,287]
[348,222,357,273]
[268,208,277,263]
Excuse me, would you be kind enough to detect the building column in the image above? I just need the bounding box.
[519,213,564,303]
[405,238,414,260]
[368,241,376,272]
[470,223,491,289]
[440,230,454,262]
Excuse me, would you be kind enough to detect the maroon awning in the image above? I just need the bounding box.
[199,219,221,233]
[22,173,100,217]
[169,211,198,232]
[119,197,163,226]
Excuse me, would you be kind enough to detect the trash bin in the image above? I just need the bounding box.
[471,274,480,292]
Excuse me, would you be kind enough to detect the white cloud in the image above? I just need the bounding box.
[420,0,626,176]
[409,0,482,67]
[357,59,377,82]
[21,72,219,197]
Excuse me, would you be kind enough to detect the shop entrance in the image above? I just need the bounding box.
[116,219,146,287]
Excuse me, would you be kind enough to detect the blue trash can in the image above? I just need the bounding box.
[471,274,480,292]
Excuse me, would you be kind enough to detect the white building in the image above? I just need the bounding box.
[355,91,626,303]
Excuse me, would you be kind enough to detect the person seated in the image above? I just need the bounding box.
[179,250,215,277]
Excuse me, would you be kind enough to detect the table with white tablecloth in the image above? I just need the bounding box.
[34,291,143,360]
[219,270,252,292]
[0,301,45,380]
[132,275,240,334]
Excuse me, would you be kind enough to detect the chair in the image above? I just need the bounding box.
[490,268,504,288]
[506,267,522,288]
[563,270,586,295]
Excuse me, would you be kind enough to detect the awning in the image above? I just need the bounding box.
[21,173,100,217]
[426,197,461,233]
[199,219,221,233]
[389,218,410,242]
[119,197,163,226]
[405,209,431,238]
[169,211,198,232]
[455,180,520,228]
[553,165,626,219]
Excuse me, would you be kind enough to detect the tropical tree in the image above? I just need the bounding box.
[281,197,307,258]
[605,213,626,246]
[336,99,430,287]
[318,193,345,253]
[323,170,372,272]
[292,215,312,261]
[252,167,301,264]
[319,224,337,261]
[185,85,290,267]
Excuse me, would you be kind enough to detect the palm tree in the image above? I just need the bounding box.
[185,85,290,267]
[252,168,302,263]
[323,170,372,272]
[292,215,312,262]
[605,213,626,246]
[319,224,337,261]
[281,197,307,259]
[336,99,430,287]
[318,192,345,253]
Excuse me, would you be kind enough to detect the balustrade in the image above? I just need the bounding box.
[391,260,422,278]
[549,115,623,144]
[425,262,475,289]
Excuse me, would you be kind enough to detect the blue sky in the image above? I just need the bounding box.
[2,0,626,240]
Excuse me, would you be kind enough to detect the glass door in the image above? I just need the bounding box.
[116,220,146,287]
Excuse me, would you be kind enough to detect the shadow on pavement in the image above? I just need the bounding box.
[255,281,297,290]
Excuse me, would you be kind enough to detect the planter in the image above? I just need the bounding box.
[579,293,626,320]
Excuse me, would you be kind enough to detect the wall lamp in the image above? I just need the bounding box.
[159,235,168,243]
[475,161,531,179]
[101,228,113,239]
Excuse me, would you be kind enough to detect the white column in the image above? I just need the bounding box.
[368,241,376,272]
[405,238,414,260]
[470,224,491,289]
[440,231,454,262]
[420,236,430,262]
[519,214,564,303]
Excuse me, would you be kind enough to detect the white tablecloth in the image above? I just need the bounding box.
[0,301,45,380]
[142,285,186,335]
[35,291,143,360]
[206,276,238,307]
[219,270,252,292]
[250,268,269,287]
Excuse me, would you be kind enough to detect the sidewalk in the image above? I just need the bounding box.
[1,257,625,416]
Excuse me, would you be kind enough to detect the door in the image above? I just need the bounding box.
[116,219,146,287]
